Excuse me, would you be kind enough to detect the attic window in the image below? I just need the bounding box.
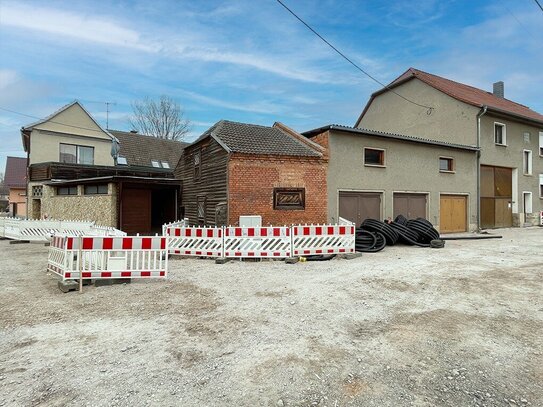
[151,160,160,168]
[117,156,127,165]
[161,161,170,169]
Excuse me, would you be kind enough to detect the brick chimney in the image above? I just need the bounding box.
[493,81,504,98]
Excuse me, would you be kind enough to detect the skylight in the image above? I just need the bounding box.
[117,156,127,165]
[151,160,160,167]
[161,161,170,168]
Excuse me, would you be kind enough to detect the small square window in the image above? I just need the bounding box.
[439,157,454,172]
[117,156,127,165]
[151,160,160,167]
[364,148,385,166]
[84,184,108,195]
[273,188,305,210]
[494,123,506,145]
[161,161,170,169]
[523,132,531,143]
[57,186,77,195]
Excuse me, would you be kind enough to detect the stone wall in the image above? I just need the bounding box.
[28,182,117,227]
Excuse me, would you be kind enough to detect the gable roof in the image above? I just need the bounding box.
[303,124,479,152]
[193,120,323,157]
[22,100,114,138]
[4,156,27,188]
[356,68,543,126]
[109,130,187,169]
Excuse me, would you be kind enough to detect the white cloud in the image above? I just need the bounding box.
[0,2,158,52]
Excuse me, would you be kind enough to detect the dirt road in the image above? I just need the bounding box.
[0,228,542,406]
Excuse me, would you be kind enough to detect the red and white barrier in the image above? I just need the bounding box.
[292,225,355,256]
[223,226,291,258]
[167,226,223,257]
[47,235,168,281]
[162,223,355,259]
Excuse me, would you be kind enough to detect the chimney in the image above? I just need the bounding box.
[493,81,504,98]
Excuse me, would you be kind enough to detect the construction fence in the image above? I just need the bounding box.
[165,224,355,259]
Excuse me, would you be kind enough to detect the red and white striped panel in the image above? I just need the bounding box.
[63,270,166,280]
[66,236,167,251]
[292,224,355,256]
[223,226,291,258]
[168,227,223,257]
[47,263,64,277]
[51,235,68,249]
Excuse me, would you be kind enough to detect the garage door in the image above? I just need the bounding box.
[339,192,381,226]
[121,188,151,235]
[440,195,467,233]
[393,193,427,219]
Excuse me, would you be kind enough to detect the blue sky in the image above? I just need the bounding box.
[1,0,542,172]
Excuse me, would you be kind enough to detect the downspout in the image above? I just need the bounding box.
[476,105,488,231]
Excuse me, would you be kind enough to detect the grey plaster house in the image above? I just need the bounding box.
[303,125,478,233]
[355,68,543,229]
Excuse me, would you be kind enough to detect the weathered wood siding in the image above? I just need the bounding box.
[176,138,229,226]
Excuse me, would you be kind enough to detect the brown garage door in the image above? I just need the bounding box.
[339,192,381,226]
[440,195,467,233]
[393,193,427,220]
[121,188,151,235]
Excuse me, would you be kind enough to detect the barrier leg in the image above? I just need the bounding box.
[78,236,83,294]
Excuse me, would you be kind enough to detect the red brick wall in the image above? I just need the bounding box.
[228,154,327,226]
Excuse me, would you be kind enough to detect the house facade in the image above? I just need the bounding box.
[303,126,478,233]
[175,120,327,227]
[4,156,28,217]
[356,68,543,228]
[21,101,185,234]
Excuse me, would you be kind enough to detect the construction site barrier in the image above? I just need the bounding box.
[224,226,291,258]
[162,219,188,237]
[47,235,168,281]
[0,217,126,242]
[292,225,356,256]
[167,226,223,257]
[164,224,355,259]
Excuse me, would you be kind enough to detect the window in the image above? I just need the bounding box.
[523,150,532,175]
[161,161,170,169]
[117,156,127,165]
[540,174,543,198]
[494,123,506,145]
[151,160,160,168]
[197,196,206,225]
[439,157,454,172]
[273,188,305,210]
[194,150,201,180]
[31,185,43,198]
[59,144,94,165]
[57,186,77,195]
[84,184,108,195]
[539,132,543,156]
[364,148,385,166]
[523,132,531,143]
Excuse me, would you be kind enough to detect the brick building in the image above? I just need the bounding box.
[175,120,327,226]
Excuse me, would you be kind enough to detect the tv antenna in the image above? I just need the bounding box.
[105,101,117,129]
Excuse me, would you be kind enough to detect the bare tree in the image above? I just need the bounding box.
[129,96,191,141]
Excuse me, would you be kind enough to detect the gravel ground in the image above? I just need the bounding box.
[0,228,542,407]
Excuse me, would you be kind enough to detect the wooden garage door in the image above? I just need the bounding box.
[440,195,467,233]
[393,193,427,219]
[121,188,151,235]
[339,192,381,226]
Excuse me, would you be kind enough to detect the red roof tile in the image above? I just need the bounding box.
[4,157,27,188]
[386,68,543,124]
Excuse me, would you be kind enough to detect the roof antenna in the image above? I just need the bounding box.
[105,101,117,129]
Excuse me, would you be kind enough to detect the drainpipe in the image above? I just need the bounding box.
[476,105,488,231]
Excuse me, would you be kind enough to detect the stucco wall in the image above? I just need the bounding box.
[8,188,26,217]
[358,79,480,146]
[480,115,543,225]
[27,182,117,227]
[29,103,113,166]
[324,131,478,231]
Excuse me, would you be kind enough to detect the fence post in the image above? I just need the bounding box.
[78,236,83,294]
[290,225,294,258]
[221,226,225,259]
